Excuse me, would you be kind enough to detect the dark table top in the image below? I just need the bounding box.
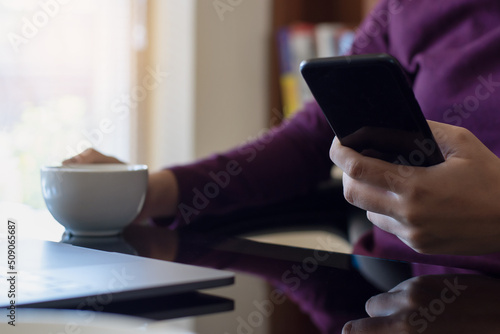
[55,220,500,334]
[7,190,500,334]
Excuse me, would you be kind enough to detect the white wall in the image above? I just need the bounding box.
[144,0,271,168]
[144,0,197,169]
[193,0,271,158]
[144,3,275,332]
[192,1,272,333]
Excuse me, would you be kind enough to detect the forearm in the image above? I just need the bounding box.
[167,103,335,227]
[150,0,394,227]
[146,169,179,218]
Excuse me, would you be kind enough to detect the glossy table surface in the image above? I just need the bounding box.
[3,202,500,334]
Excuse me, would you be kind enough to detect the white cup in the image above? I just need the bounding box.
[41,164,148,236]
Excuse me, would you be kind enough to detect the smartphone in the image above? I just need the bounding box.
[300,54,444,166]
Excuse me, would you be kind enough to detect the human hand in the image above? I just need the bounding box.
[343,274,500,334]
[330,121,500,255]
[63,148,180,225]
[62,148,124,164]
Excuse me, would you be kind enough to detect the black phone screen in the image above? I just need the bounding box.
[301,54,444,167]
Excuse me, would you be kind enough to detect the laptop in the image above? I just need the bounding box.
[0,239,234,309]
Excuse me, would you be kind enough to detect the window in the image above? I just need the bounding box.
[0,0,142,210]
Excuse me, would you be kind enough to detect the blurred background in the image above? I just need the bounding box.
[1,0,378,211]
[0,1,378,333]
[1,0,272,210]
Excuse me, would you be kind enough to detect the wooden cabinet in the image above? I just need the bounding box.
[269,0,379,122]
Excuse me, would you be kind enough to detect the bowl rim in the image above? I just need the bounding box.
[41,164,148,172]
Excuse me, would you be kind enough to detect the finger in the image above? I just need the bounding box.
[367,212,429,253]
[62,148,95,165]
[365,290,409,317]
[343,316,408,334]
[63,148,123,165]
[366,211,410,238]
[62,157,79,165]
[387,276,421,293]
[62,149,90,165]
[79,148,123,163]
[343,174,399,217]
[330,137,409,194]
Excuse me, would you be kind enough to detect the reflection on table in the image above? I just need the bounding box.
[62,223,500,334]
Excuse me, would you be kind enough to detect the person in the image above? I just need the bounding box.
[65,0,500,269]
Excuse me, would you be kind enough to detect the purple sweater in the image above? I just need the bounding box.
[169,0,500,275]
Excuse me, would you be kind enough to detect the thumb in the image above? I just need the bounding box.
[428,120,486,160]
[427,120,462,159]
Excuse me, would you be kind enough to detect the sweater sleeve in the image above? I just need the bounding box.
[168,102,334,227]
[164,0,392,229]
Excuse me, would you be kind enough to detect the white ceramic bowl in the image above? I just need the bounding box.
[41,164,148,236]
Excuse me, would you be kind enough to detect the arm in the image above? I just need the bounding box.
[330,121,500,255]
[166,103,334,227]
[63,149,180,223]
[165,0,396,227]
[63,0,394,228]
[64,103,335,228]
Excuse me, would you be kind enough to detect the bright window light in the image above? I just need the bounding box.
[0,0,138,210]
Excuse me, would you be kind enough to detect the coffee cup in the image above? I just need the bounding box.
[41,164,148,236]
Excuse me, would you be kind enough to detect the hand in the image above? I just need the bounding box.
[330,121,500,255]
[63,148,180,224]
[62,148,124,164]
[343,274,500,334]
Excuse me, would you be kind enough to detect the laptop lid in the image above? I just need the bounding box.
[0,239,234,309]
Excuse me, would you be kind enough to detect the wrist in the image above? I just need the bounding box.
[146,169,179,219]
